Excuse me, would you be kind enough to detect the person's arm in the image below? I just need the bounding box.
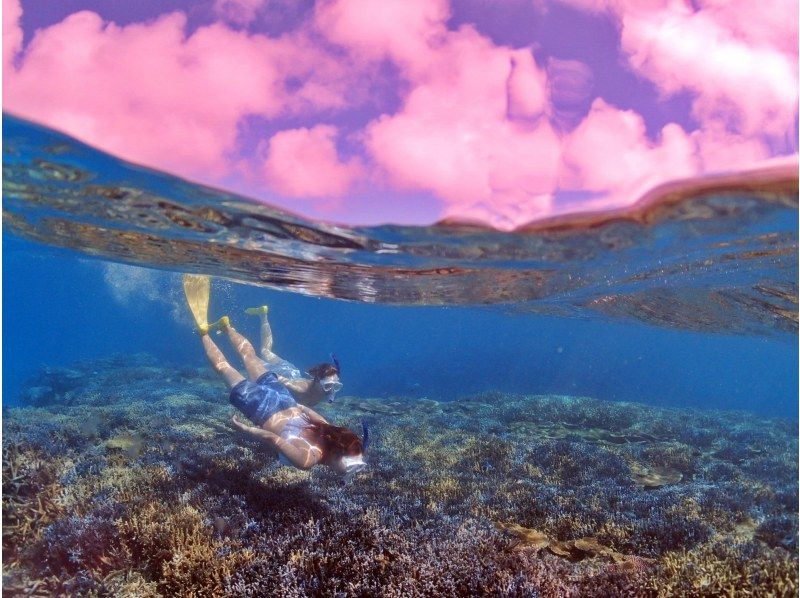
[278,377,322,406]
[277,376,310,394]
[231,415,280,443]
[230,415,321,469]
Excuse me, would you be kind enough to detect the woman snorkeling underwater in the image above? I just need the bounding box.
[183,275,367,474]
[244,305,343,406]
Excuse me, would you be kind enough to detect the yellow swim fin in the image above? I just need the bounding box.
[209,315,230,331]
[244,305,269,316]
[182,274,211,334]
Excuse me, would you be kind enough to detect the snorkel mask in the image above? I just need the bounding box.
[341,454,367,474]
[341,422,370,476]
[320,376,343,394]
[323,353,343,402]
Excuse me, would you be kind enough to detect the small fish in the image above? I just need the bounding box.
[106,431,144,459]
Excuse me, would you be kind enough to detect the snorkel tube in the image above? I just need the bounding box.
[361,421,370,453]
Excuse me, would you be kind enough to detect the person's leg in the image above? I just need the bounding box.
[223,322,268,381]
[245,306,275,360]
[201,334,244,388]
[258,312,276,359]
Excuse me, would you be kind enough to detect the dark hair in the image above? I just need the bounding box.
[303,418,362,460]
[307,363,339,380]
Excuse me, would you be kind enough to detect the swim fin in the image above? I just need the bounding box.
[182,274,211,334]
[210,315,231,331]
[244,305,269,316]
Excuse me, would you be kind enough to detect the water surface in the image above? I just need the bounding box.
[4,114,797,337]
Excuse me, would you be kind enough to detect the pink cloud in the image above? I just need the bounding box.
[3,0,796,229]
[559,98,777,214]
[561,98,697,206]
[558,0,798,139]
[5,11,281,179]
[690,126,769,173]
[507,50,549,121]
[320,4,562,228]
[3,0,23,71]
[699,0,798,56]
[261,125,363,200]
[314,0,790,228]
[364,37,561,228]
[620,3,798,137]
[314,0,450,71]
[3,5,351,184]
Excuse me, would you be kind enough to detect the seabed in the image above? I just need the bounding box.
[3,354,797,596]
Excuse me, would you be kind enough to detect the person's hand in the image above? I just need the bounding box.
[231,414,249,431]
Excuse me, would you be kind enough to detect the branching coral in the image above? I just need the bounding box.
[650,540,799,596]
[2,443,65,565]
[3,357,797,595]
[118,502,254,596]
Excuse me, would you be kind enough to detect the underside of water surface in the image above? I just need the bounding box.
[2,116,799,596]
[3,114,798,336]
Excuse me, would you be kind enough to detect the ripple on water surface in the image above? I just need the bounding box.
[3,113,798,338]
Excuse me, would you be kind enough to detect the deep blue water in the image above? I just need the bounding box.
[5,235,797,419]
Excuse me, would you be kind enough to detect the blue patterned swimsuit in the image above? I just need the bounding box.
[229,372,297,426]
[262,355,303,381]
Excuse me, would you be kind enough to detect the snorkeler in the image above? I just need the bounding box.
[244,305,343,406]
[183,275,367,473]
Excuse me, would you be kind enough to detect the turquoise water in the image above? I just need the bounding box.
[3,115,798,595]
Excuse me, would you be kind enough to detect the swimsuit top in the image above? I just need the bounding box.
[280,414,308,440]
[277,414,318,469]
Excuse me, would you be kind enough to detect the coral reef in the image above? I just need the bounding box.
[3,356,797,596]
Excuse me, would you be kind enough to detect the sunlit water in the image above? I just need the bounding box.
[3,114,797,416]
[2,114,798,595]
